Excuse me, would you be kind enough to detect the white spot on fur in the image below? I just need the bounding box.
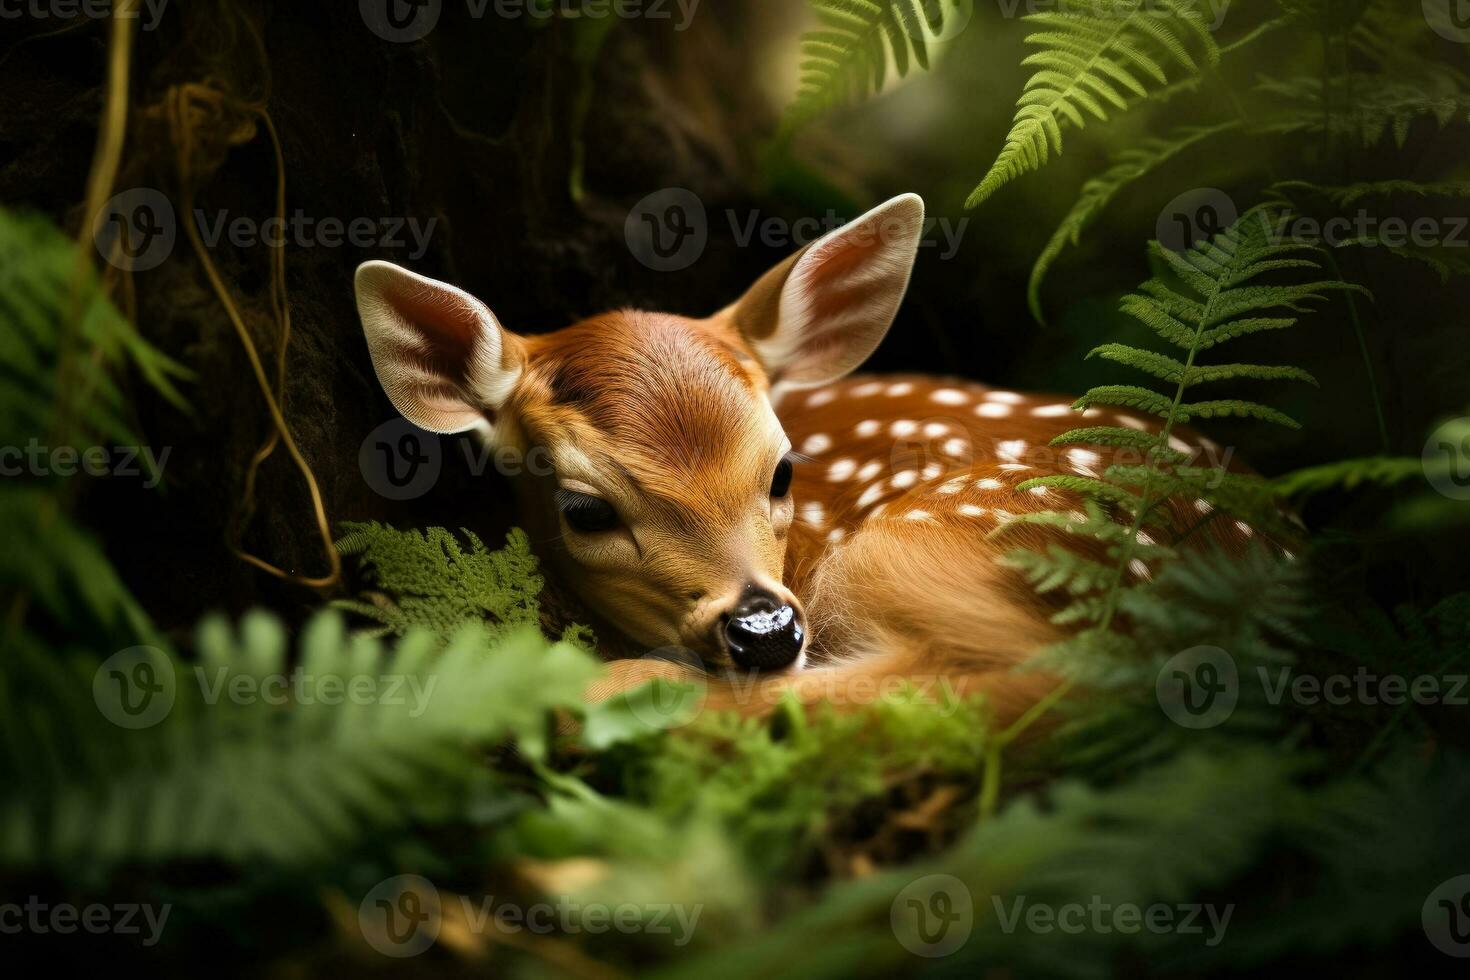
[1129,559,1152,580]
[856,419,881,437]
[958,503,986,518]
[1117,415,1149,431]
[1032,403,1071,417]
[1235,521,1255,537]
[806,389,837,408]
[851,381,883,397]
[801,433,832,455]
[886,381,915,397]
[1067,448,1101,469]
[856,483,885,509]
[975,402,1012,418]
[922,422,949,438]
[986,391,1024,404]
[976,478,1003,490]
[921,462,944,480]
[930,388,968,405]
[857,461,883,481]
[1137,531,1155,546]
[903,509,933,522]
[827,458,856,481]
[827,527,845,543]
[999,463,1031,472]
[891,470,918,489]
[998,439,1027,461]
[1028,485,1049,497]
[937,478,966,495]
[800,501,826,526]
[1168,435,1194,456]
[890,419,918,437]
[1194,499,1214,514]
[942,437,969,457]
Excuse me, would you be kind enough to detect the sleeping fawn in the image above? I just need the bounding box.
[354,194,1266,724]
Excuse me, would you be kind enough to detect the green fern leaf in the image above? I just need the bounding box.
[1029,122,1239,321]
[1179,399,1301,428]
[784,0,959,127]
[968,0,1218,207]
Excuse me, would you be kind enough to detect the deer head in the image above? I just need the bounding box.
[354,193,925,671]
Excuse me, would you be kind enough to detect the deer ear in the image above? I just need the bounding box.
[723,193,924,389]
[354,260,524,434]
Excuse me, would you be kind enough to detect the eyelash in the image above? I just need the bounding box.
[555,489,618,533]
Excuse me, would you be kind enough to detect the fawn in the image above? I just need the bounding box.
[354,194,1264,723]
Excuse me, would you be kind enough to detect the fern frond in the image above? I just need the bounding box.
[1255,74,1470,148]
[1029,122,1239,321]
[0,208,191,461]
[1271,456,1434,500]
[783,0,959,127]
[967,0,1218,207]
[0,612,601,867]
[1003,545,1117,598]
[1050,426,1161,454]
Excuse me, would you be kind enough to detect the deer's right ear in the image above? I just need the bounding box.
[722,193,924,390]
[354,260,524,434]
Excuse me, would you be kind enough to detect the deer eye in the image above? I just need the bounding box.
[555,489,618,533]
[770,457,794,498]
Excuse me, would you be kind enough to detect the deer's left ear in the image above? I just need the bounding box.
[722,193,924,389]
[354,260,525,434]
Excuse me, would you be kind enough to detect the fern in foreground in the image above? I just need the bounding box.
[967,0,1218,207]
[0,612,599,868]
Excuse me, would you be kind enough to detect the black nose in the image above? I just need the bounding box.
[723,589,804,671]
